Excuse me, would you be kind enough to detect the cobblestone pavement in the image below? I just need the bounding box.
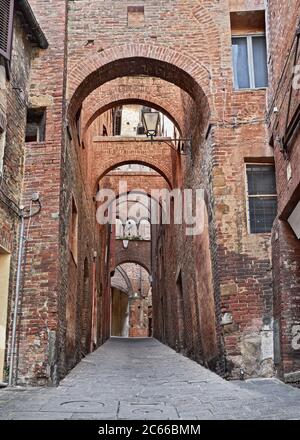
[1,338,300,420]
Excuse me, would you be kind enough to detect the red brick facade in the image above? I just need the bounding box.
[1,0,299,386]
[0,2,48,384]
[267,0,300,383]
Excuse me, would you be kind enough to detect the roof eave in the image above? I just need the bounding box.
[17,0,48,49]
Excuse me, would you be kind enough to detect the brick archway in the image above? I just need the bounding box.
[115,242,151,275]
[68,44,211,120]
[100,189,168,232]
[82,76,191,135]
[100,180,169,203]
[92,138,174,191]
[84,98,182,137]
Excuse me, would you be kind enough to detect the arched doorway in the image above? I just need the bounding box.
[111,263,152,338]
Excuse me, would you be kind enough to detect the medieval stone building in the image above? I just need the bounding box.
[0,0,299,387]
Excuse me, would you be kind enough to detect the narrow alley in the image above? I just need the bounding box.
[1,0,300,424]
[1,338,300,420]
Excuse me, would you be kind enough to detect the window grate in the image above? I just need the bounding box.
[246,165,277,234]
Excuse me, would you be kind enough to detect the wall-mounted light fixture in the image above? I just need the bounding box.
[142,111,191,155]
[142,112,160,139]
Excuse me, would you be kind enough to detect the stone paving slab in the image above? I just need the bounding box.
[4,412,73,420]
[118,400,179,420]
[0,338,300,420]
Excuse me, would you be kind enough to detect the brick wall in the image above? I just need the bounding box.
[0,11,41,384]
[15,0,68,384]
[92,138,174,190]
[115,240,151,274]
[267,0,300,383]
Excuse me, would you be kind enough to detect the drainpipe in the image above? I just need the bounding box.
[8,213,25,387]
[8,194,41,386]
[90,251,97,352]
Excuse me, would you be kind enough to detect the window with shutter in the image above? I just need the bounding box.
[0,0,14,61]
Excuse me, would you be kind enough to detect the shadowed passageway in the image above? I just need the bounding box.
[1,338,300,420]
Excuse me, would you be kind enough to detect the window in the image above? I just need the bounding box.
[136,122,145,135]
[232,35,268,89]
[0,0,14,61]
[113,107,122,136]
[127,6,145,28]
[25,108,46,142]
[246,164,277,234]
[70,197,78,263]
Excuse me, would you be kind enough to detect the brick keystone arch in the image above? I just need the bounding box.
[92,139,174,191]
[68,44,211,119]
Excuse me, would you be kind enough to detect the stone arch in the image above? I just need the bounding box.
[113,265,133,295]
[68,44,211,121]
